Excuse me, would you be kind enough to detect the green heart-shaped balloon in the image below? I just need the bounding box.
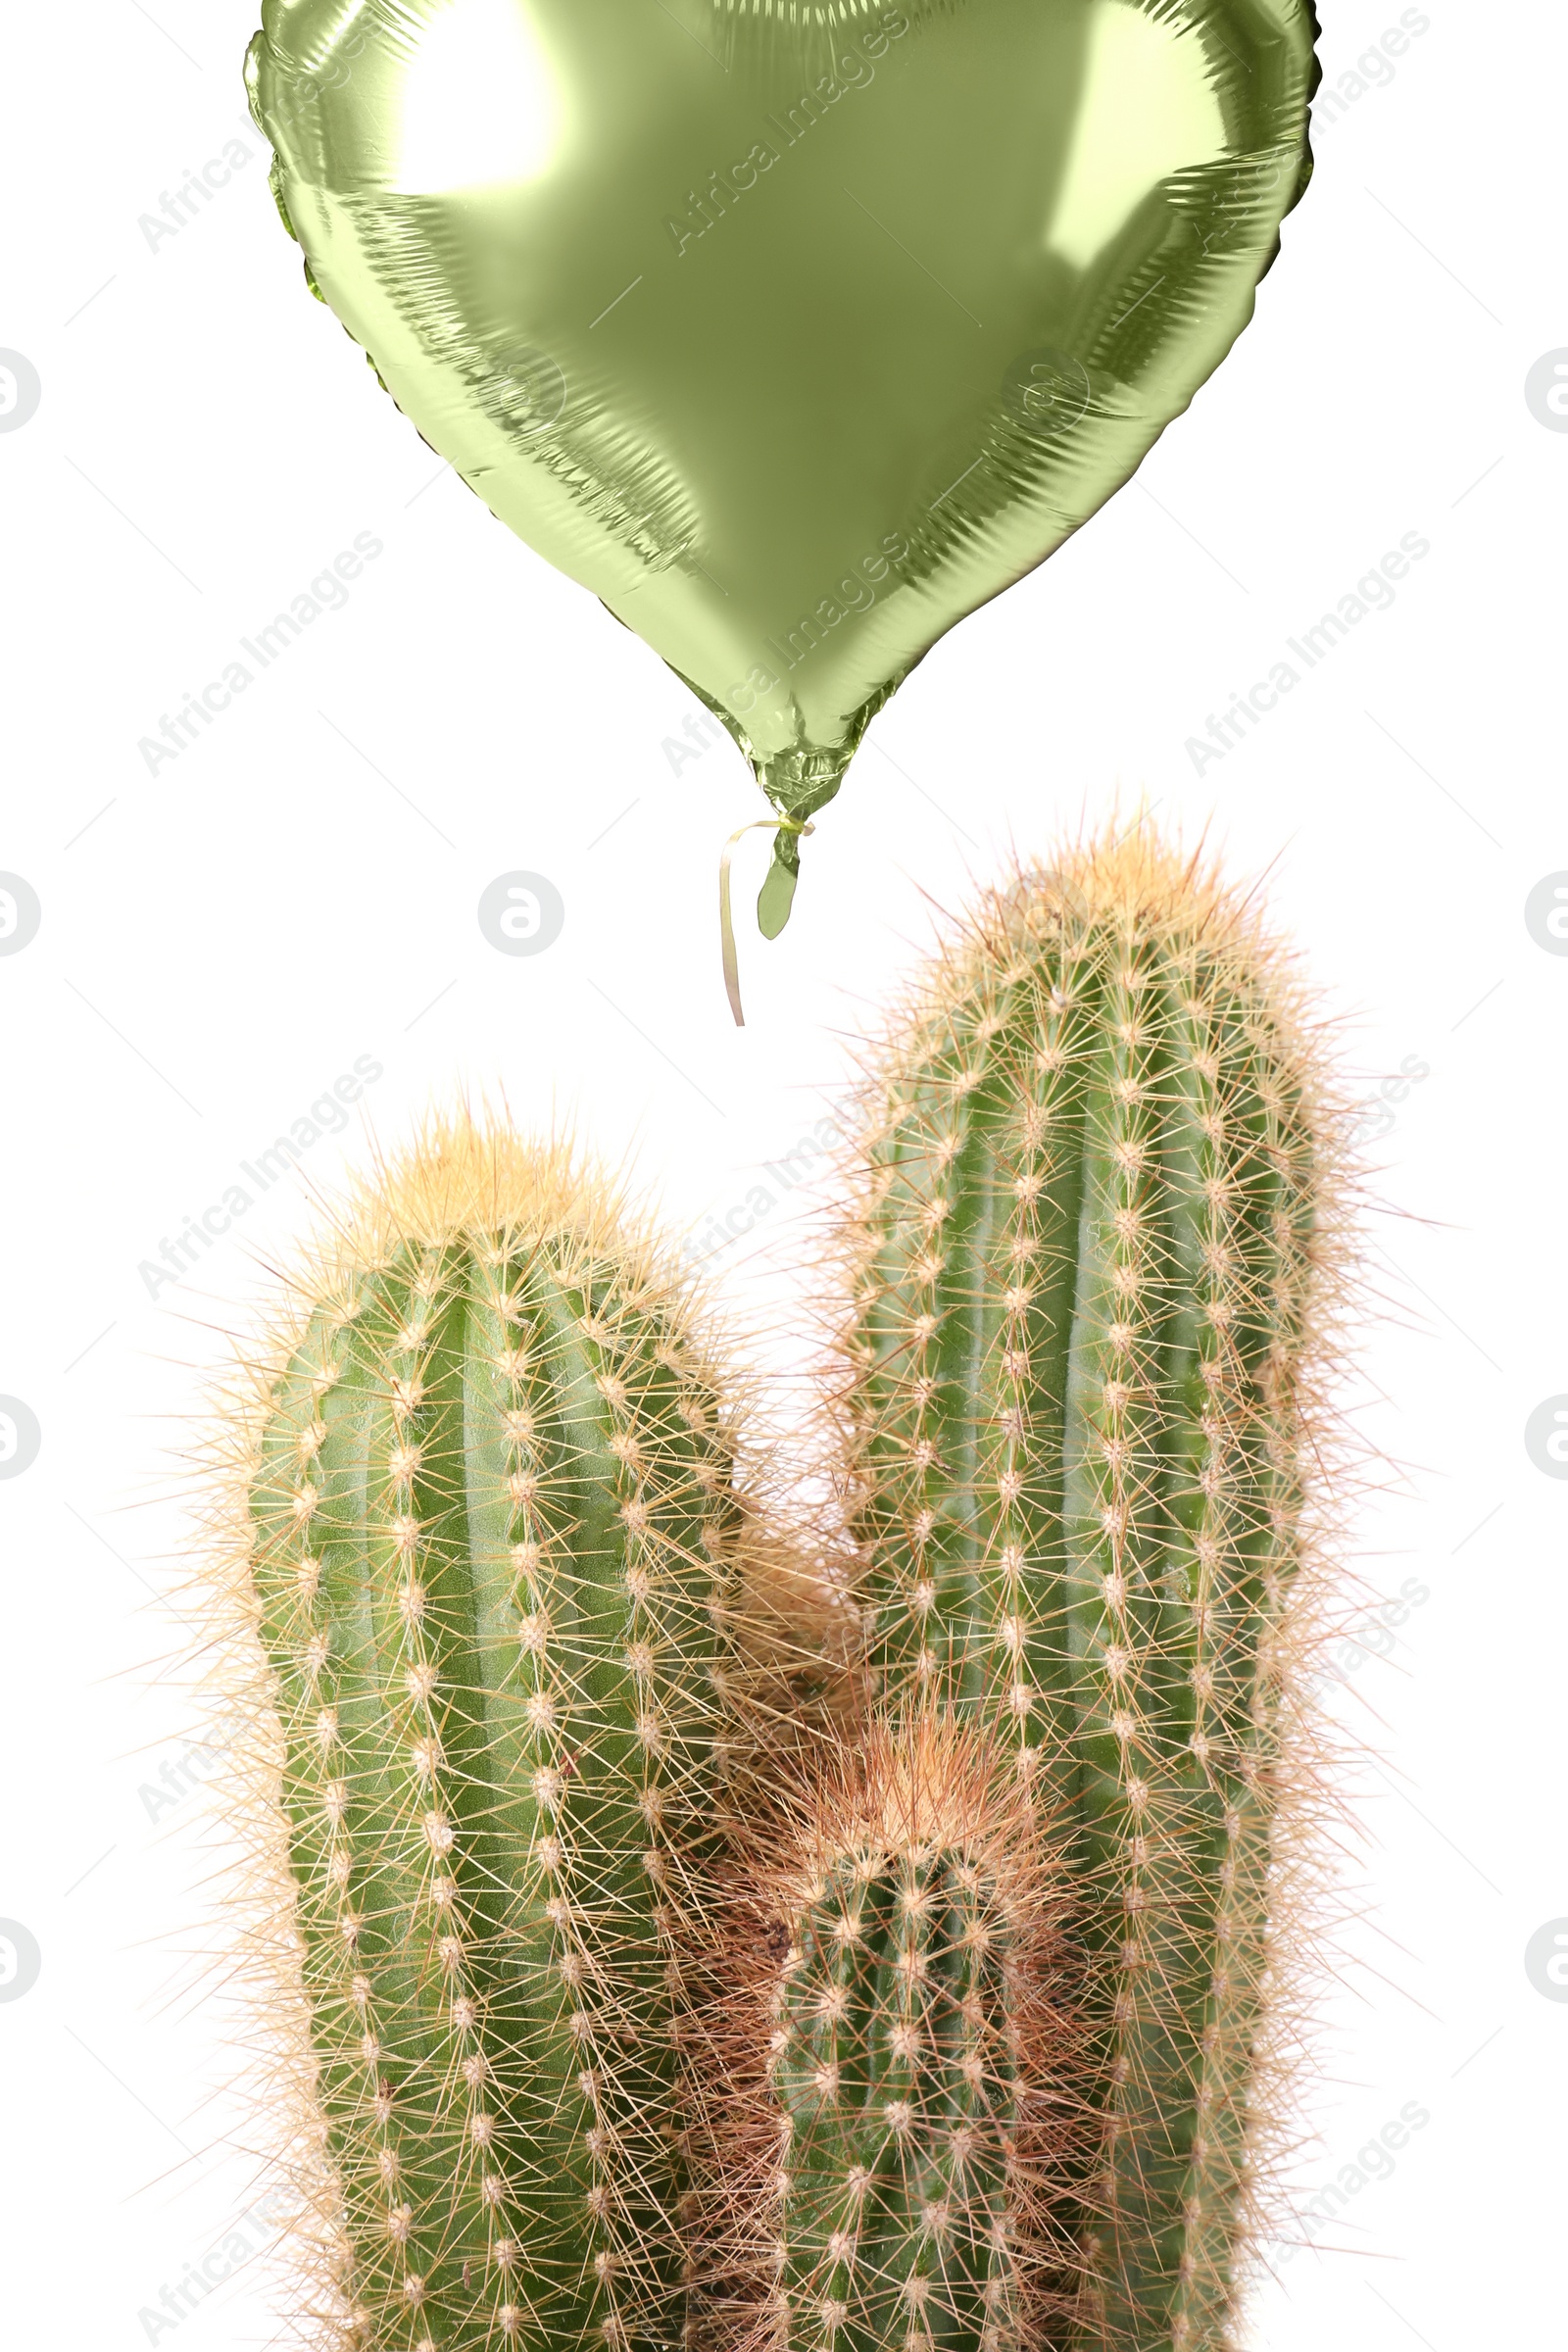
[248,0,1316,923]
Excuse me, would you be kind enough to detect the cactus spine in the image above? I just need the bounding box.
[838,834,1338,2348]
[709,1718,1081,2352]
[241,1120,746,2352]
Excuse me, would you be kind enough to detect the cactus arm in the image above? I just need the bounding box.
[708,1725,1084,2352]
[842,847,1332,2351]
[773,1854,1019,2352]
[243,1140,744,2352]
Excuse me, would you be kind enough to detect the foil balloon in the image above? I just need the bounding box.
[248,0,1317,986]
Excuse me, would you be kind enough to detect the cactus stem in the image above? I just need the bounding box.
[699,1712,1089,2352]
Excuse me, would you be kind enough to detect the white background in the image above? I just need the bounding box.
[2,1,1564,2345]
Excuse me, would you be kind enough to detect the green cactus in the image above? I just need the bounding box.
[706,1716,1082,2352]
[238,1119,752,2352]
[206,826,1346,2352]
[836,832,1339,2349]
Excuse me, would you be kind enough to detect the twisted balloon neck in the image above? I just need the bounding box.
[754,741,856,831]
[750,742,854,936]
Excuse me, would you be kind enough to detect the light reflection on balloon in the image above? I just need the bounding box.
[393,0,563,194]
